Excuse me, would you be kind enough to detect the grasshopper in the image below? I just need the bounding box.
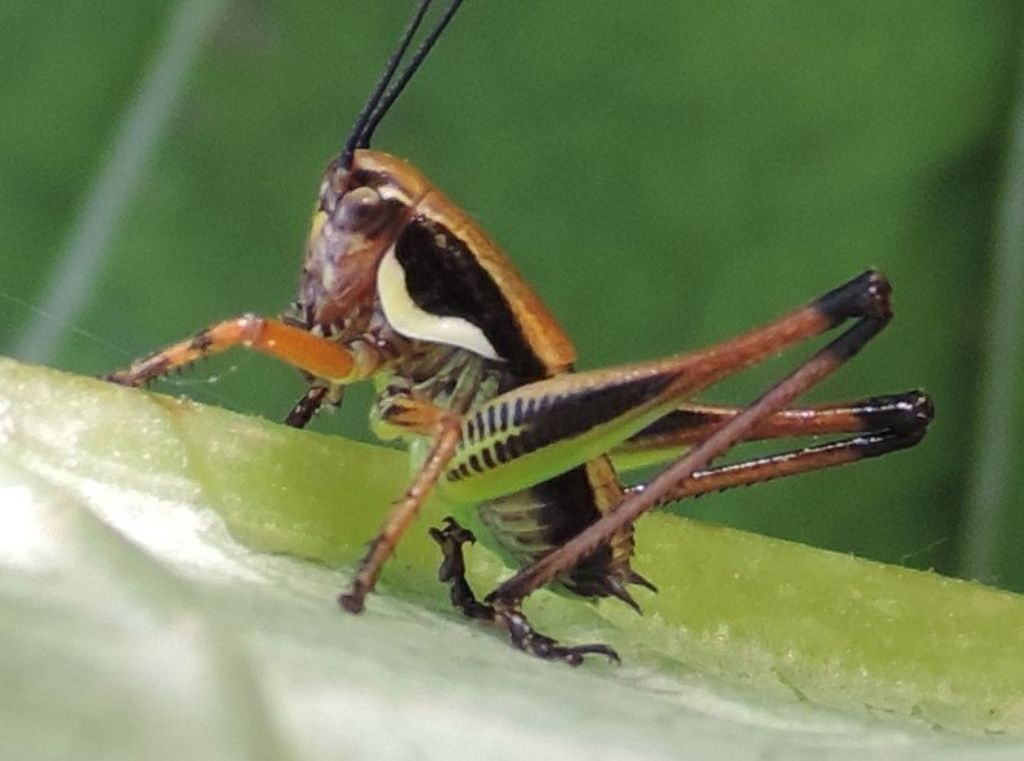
[107,0,933,664]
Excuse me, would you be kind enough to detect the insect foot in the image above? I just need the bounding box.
[338,584,368,614]
[430,517,620,666]
[496,606,621,667]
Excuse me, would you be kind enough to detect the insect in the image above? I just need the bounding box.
[107,0,934,665]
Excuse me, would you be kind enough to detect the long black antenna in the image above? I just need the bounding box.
[340,0,433,169]
[340,0,464,169]
[359,0,464,151]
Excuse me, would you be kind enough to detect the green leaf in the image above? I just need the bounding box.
[2,357,1023,759]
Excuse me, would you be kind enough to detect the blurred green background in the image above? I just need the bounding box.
[2,2,1022,589]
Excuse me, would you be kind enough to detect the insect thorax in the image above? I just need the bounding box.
[369,344,505,443]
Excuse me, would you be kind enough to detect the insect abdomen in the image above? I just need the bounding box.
[476,458,645,606]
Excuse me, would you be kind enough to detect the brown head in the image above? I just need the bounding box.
[293,0,463,334]
[299,151,433,330]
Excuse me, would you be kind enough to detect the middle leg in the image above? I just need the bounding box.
[429,517,620,665]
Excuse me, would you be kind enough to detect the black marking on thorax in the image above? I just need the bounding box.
[394,216,546,381]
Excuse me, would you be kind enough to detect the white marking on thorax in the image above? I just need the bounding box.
[377,245,501,361]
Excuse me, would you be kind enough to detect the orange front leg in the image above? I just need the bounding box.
[106,314,380,387]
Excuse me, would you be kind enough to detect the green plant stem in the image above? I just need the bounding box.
[2,357,1023,736]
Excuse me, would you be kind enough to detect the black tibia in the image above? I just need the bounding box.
[429,517,620,666]
[285,386,328,428]
[284,384,344,428]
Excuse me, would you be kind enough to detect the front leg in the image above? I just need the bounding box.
[106,314,380,387]
[429,517,619,666]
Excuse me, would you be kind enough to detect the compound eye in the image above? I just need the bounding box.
[333,186,385,232]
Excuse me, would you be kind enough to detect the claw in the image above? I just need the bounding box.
[430,517,476,583]
[538,641,620,667]
[501,608,619,666]
[563,643,621,665]
[444,515,476,544]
